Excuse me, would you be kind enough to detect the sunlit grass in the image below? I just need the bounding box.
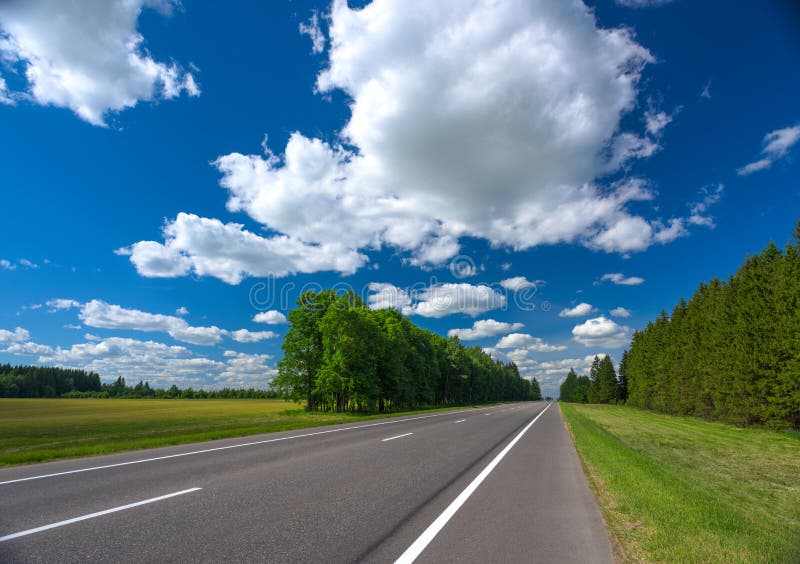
[0,398,482,467]
[560,403,800,563]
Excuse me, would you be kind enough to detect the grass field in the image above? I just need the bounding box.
[0,398,481,467]
[560,403,800,563]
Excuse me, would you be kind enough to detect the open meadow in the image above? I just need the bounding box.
[0,398,475,467]
[560,403,800,563]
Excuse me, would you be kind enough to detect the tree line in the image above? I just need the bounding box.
[272,290,542,412]
[0,365,279,399]
[623,221,800,428]
[559,355,627,404]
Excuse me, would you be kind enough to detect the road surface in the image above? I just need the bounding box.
[0,401,612,563]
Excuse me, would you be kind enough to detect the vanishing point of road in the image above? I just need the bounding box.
[0,401,612,563]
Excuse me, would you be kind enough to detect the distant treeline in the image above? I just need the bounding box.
[0,365,279,399]
[272,290,541,412]
[559,355,626,404]
[625,221,800,428]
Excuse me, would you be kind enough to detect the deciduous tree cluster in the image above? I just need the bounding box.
[272,290,542,412]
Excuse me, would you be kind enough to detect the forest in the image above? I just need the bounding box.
[0,365,279,399]
[271,290,542,412]
[558,355,627,405]
[623,222,800,428]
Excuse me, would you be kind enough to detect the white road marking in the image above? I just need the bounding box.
[0,406,504,486]
[484,412,492,415]
[394,402,552,564]
[382,433,413,442]
[454,419,466,423]
[0,487,201,542]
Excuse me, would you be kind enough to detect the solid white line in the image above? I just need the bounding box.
[0,406,502,486]
[454,419,466,423]
[394,402,552,564]
[382,433,413,442]
[0,487,201,542]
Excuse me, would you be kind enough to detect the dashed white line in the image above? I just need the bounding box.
[394,402,552,564]
[382,433,414,442]
[0,406,503,486]
[0,487,202,542]
[454,419,466,423]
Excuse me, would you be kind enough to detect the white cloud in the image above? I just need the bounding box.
[230,329,278,343]
[600,273,645,286]
[499,276,540,291]
[688,184,724,228]
[78,299,227,346]
[121,213,367,284]
[126,0,697,283]
[447,319,524,341]
[0,259,15,270]
[218,351,277,389]
[299,10,325,54]
[408,283,506,318]
[572,316,630,348]
[46,298,81,311]
[494,333,566,352]
[738,123,800,175]
[558,302,597,318]
[0,0,199,126]
[64,324,82,330]
[609,307,631,318]
[252,310,287,325]
[2,333,276,390]
[644,110,672,136]
[700,81,712,99]
[175,306,189,316]
[367,281,505,318]
[0,326,30,344]
[18,258,38,269]
[0,76,13,104]
[367,282,413,312]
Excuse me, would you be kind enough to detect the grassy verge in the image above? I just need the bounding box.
[560,403,800,563]
[0,398,491,467]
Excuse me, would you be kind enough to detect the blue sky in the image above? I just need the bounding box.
[1,0,798,397]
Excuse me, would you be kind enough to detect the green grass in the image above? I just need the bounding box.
[560,403,800,563]
[0,398,485,467]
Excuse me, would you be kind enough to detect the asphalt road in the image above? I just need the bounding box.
[0,401,612,563]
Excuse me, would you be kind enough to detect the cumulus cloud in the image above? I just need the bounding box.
[610,306,631,318]
[0,0,199,126]
[499,277,541,291]
[229,329,278,343]
[0,259,15,270]
[120,213,367,284]
[737,123,800,175]
[78,299,228,346]
[3,333,276,390]
[572,316,630,348]
[447,319,524,341]
[494,332,567,352]
[558,302,597,318]
[408,283,506,318]
[299,10,325,54]
[600,273,645,286]
[125,0,697,282]
[367,282,505,318]
[644,110,673,136]
[252,310,287,325]
[46,298,81,311]
[0,326,30,344]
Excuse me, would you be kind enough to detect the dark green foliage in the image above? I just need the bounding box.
[560,356,619,404]
[625,220,800,428]
[0,364,101,397]
[0,364,280,399]
[274,289,541,412]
